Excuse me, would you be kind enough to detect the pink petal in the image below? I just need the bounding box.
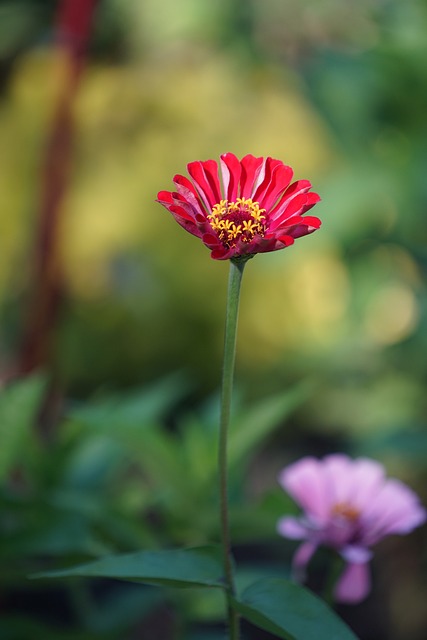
[220,153,241,202]
[346,458,385,511]
[292,541,318,582]
[334,562,371,604]
[361,479,427,545]
[277,516,309,540]
[322,454,357,505]
[340,545,372,564]
[293,541,318,570]
[278,457,333,523]
[321,454,384,510]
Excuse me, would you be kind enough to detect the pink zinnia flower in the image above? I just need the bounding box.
[277,454,426,604]
[157,154,321,260]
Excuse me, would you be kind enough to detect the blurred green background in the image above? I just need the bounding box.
[1,0,427,639]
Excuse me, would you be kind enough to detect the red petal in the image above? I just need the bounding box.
[167,206,202,238]
[173,174,199,196]
[277,214,321,239]
[210,249,228,260]
[253,160,293,211]
[174,174,207,214]
[269,180,313,218]
[284,179,312,198]
[168,204,196,223]
[188,159,222,210]
[276,214,321,232]
[277,235,295,246]
[202,232,221,248]
[220,153,241,201]
[157,190,174,203]
[301,192,321,213]
[157,155,321,256]
[251,156,275,201]
[248,235,295,255]
[299,214,321,229]
[239,155,264,198]
[270,191,321,229]
[157,190,201,222]
[270,193,310,227]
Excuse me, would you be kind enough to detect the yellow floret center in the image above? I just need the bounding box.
[208,198,266,247]
[331,503,360,523]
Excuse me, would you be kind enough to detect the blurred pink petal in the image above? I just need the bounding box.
[278,457,332,523]
[334,562,371,604]
[362,478,427,544]
[293,541,318,570]
[277,454,426,604]
[341,545,372,564]
[277,516,309,540]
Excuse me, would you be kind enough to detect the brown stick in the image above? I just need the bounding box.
[16,0,99,376]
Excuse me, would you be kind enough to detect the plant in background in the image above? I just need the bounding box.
[277,454,427,603]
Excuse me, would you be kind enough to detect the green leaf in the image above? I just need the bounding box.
[0,615,90,640]
[232,578,358,640]
[179,415,218,484]
[356,427,427,462]
[68,583,166,635]
[32,546,225,589]
[69,373,189,432]
[229,382,312,466]
[0,374,46,480]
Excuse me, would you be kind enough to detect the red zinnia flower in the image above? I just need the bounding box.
[157,153,321,260]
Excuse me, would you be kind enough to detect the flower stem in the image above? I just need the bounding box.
[322,552,345,607]
[219,258,247,640]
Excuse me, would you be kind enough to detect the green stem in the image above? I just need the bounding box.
[322,552,345,607]
[219,258,247,640]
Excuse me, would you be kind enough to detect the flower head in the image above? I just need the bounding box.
[157,154,321,260]
[277,454,426,603]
